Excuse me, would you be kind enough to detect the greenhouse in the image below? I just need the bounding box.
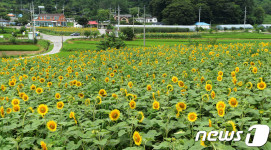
[258,24,271,29]
[216,24,253,30]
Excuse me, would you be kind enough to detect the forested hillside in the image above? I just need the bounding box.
[0,0,268,25]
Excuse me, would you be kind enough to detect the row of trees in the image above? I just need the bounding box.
[0,0,267,25]
[150,0,266,25]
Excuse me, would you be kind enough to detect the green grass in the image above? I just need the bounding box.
[0,45,40,51]
[263,14,271,24]
[201,32,271,39]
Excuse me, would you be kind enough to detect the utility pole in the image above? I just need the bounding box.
[138,7,140,18]
[143,5,146,47]
[199,6,201,23]
[133,15,134,34]
[117,5,120,37]
[244,6,247,30]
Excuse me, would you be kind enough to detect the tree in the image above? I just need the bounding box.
[76,17,89,27]
[150,0,172,22]
[97,9,110,21]
[162,0,196,25]
[120,27,135,41]
[97,32,126,50]
[254,7,265,24]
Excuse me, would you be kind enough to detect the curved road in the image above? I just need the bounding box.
[39,33,83,56]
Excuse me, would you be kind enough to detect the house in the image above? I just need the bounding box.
[114,14,132,23]
[195,22,210,29]
[88,21,98,28]
[135,17,158,24]
[66,18,75,23]
[34,14,67,27]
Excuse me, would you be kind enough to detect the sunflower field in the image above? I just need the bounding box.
[0,42,271,150]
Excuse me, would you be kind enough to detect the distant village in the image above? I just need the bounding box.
[1,9,271,31]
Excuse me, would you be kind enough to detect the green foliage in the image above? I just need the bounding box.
[20,26,27,33]
[139,33,201,39]
[9,37,16,44]
[125,27,189,34]
[162,0,196,25]
[0,45,39,51]
[84,31,91,38]
[97,32,126,50]
[75,17,88,27]
[120,27,135,41]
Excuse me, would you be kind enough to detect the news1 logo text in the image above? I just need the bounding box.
[195,125,270,147]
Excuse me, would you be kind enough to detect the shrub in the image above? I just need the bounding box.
[120,27,135,41]
[97,32,126,50]
[9,37,17,44]
[20,26,27,33]
[92,31,100,39]
[84,31,91,38]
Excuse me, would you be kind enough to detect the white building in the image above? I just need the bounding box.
[258,24,271,29]
[135,17,158,23]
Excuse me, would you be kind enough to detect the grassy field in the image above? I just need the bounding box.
[0,45,39,51]
[61,32,271,55]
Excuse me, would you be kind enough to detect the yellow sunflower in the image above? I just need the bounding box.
[252,67,257,74]
[138,111,144,123]
[96,96,102,104]
[112,93,118,99]
[36,87,43,94]
[47,120,57,132]
[205,84,212,91]
[217,108,225,117]
[167,84,174,91]
[129,100,136,109]
[99,89,107,97]
[56,101,64,109]
[172,76,178,83]
[178,81,185,87]
[217,76,222,81]
[228,97,238,107]
[153,101,160,110]
[146,84,152,91]
[13,105,20,112]
[257,81,266,90]
[133,131,142,146]
[37,104,48,117]
[6,108,12,114]
[11,99,20,106]
[0,106,4,118]
[22,94,29,101]
[216,101,226,110]
[55,93,61,99]
[128,81,133,88]
[109,109,120,121]
[188,112,197,122]
[40,141,48,150]
[211,91,215,99]
[30,84,36,90]
[176,102,187,112]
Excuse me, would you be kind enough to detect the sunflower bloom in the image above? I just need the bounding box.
[217,108,225,117]
[109,109,120,121]
[205,84,212,91]
[99,89,107,97]
[133,131,142,146]
[138,111,144,123]
[188,112,197,122]
[229,97,238,108]
[153,101,160,110]
[257,80,266,90]
[47,120,57,132]
[216,101,226,110]
[176,102,187,112]
[37,104,48,117]
[56,101,64,109]
[129,100,136,109]
[40,141,48,150]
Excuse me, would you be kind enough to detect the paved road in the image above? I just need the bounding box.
[39,33,83,56]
